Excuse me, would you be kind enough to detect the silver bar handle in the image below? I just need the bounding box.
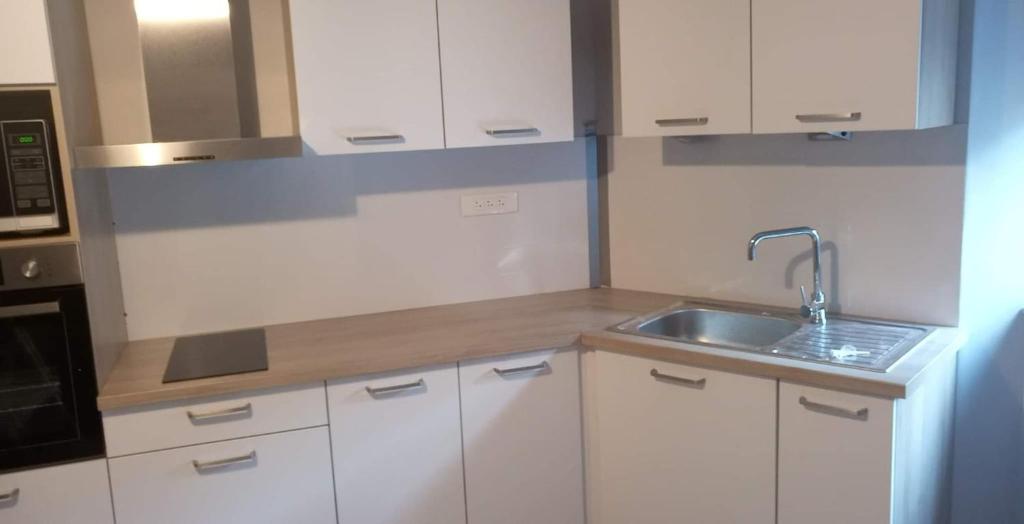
[346,134,404,144]
[795,112,862,123]
[799,396,869,421]
[192,451,257,473]
[650,368,706,389]
[366,378,426,397]
[0,302,60,319]
[187,403,253,423]
[494,361,551,378]
[655,117,709,127]
[0,488,19,504]
[485,127,540,137]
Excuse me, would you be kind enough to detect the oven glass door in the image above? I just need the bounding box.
[0,286,102,471]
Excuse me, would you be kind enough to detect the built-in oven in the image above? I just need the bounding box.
[0,89,70,239]
[0,244,103,473]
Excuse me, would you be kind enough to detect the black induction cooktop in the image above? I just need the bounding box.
[162,328,268,383]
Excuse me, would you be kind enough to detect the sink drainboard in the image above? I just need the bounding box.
[768,322,927,372]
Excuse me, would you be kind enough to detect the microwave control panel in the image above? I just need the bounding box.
[0,90,67,238]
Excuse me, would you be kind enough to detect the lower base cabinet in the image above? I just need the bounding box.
[460,348,585,524]
[108,426,336,524]
[777,382,895,524]
[328,364,466,524]
[586,350,777,524]
[0,459,113,524]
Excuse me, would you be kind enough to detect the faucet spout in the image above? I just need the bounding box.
[746,227,827,325]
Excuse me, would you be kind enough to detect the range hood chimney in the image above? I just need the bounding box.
[76,0,301,168]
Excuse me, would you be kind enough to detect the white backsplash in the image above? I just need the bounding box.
[108,141,591,340]
[606,126,967,326]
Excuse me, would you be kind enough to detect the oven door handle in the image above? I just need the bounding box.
[0,302,60,319]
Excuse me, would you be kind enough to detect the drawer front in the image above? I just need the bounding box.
[0,459,113,524]
[778,382,894,524]
[109,426,336,524]
[328,364,466,524]
[103,382,327,457]
[460,348,585,524]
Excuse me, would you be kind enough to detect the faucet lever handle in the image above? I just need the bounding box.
[799,286,812,319]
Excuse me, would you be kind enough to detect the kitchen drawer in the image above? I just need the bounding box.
[0,459,113,524]
[108,426,336,524]
[103,382,327,457]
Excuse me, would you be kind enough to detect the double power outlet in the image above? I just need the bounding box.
[460,192,519,217]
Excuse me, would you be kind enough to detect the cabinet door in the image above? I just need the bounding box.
[752,0,922,133]
[290,0,444,154]
[588,351,776,524]
[437,0,574,148]
[328,365,466,524]
[778,382,894,524]
[109,427,336,524]
[618,0,751,136]
[0,460,113,524]
[0,0,55,85]
[460,348,584,524]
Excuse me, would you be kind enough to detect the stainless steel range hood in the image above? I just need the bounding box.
[76,0,301,168]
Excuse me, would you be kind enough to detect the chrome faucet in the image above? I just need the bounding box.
[748,226,827,325]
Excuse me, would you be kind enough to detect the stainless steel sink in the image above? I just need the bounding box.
[613,301,934,372]
[633,309,802,351]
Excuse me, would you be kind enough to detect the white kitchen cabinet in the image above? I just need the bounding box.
[437,0,574,148]
[108,426,336,524]
[0,0,55,85]
[617,0,751,137]
[0,460,113,524]
[586,350,776,524]
[778,349,957,524]
[752,0,959,133]
[103,382,327,457]
[778,382,894,524]
[460,348,584,524]
[290,0,445,154]
[327,364,466,524]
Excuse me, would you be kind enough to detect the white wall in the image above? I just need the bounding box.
[108,141,591,340]
[952,0,1024,521]
[605,127,967,326]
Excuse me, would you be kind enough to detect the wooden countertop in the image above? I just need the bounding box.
[98,288,678,410]
[98,288,964,411]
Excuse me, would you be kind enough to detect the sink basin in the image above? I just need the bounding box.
[613,302,934,372]
[633,309,802,350]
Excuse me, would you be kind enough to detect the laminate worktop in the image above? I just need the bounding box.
[97,288,964,411]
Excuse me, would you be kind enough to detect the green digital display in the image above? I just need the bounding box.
[16,135,37,145]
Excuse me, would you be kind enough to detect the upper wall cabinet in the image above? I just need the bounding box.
[0,0,55,85]
[437,0,575,148]
[618,0,751,136]
[616,0,958,136]
[752,0,959,134]
[290,0,445,154]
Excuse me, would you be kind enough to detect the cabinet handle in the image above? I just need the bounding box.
[366,378,426,397]
[346,134,405,144]
[493,361,551,378]
[0,488,19,505]
[795,112,862,123]
[799,396,869,421]
[650,368,706,389]
[485,127,540,137]
[192,451,257,473]
[655,117,709,127]
[187,403,253,424]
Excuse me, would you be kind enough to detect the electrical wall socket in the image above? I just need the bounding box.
[461,192,519,217]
